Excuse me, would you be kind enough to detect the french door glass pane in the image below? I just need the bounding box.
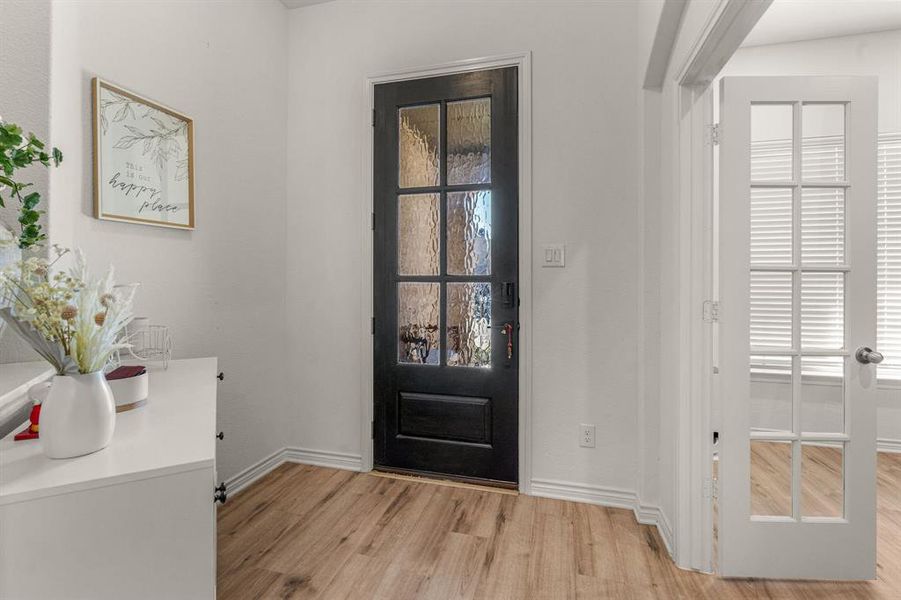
[750,355,793,434]
[398,282,440,365]
[801,443,844,518]
[447,191,491,276]
[801,272,845,350]
[447,98,491,185]
[399,104,440,188]
[802,104,845,182]
[751,440,793,517]
[446,282,491,368]
[398,194,440,276]
[802,188,845,266]
[751,103,794,182]
[801,355,844,434]
[750,271,793,349]
[751,187,793,265]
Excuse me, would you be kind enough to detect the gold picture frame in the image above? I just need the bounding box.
[92,78,195,229]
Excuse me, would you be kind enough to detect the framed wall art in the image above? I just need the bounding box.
[92,78,195,229]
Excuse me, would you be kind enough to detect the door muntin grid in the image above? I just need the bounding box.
[396,97,495,368]
[749,101,849,521]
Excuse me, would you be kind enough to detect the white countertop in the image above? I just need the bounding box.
[0,357,217,506]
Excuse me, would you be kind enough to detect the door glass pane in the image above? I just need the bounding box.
[750,271,793,349]
[447,98,490,185]
[801,272,844,350]
[750,355,793,434]
[751,187,793,265]
[398,194,439,275]
[398,282,439,365]
[751,104,793,182]
[447,282,491,368]
[751,440,793,517]
[802,188,844,266]
[447,191,491,276]
[802,104,845,182]
[802,443,844,518]
[801,355,844,434]
[399,104,440,188]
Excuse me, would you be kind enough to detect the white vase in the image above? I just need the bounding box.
[40,372,116,459]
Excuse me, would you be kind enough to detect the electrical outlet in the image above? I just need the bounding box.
[579,424,596,448]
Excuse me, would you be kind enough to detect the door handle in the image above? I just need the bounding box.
[493,322,515,360]
[855,347,884,365]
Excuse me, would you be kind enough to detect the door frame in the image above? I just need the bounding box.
[657,0,773,571]
[359,52,534,493]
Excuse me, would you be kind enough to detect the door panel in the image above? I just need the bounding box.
[373,68,518,484]
[719,76,878,579]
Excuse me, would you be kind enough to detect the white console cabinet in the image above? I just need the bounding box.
[0,358,219,599]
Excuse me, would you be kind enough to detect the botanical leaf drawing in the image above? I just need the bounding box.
[98,90,140,135]
[105,92,188,183]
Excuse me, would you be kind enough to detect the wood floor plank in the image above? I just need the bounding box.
[218,457,901,600]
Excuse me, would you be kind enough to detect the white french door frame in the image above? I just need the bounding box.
[667,0,773,573]
[359,52,534,493]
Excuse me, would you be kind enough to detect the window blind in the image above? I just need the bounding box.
[748,134,901,380]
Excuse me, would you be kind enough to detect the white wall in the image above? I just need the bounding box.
[721,29,901,445]
[0,0,51,364]
[285,1,643,494]
[47,0,290,481]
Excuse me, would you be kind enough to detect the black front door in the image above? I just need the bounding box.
[373,67,518,485]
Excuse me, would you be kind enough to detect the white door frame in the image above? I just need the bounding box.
[666,0,773,572]
[359,52,534,493]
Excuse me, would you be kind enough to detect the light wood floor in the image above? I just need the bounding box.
[218,453,901,599]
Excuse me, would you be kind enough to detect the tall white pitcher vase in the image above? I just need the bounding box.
[41,372,116,459]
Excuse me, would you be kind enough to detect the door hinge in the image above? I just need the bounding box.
[371,108,376,127]
[702,300,720,323]
[371,316,375,335]
[371,212,375,231]
[371,420,375,439]
[709,123,720,146]
[703,476,719,499]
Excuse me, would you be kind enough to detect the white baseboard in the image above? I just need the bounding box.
[225,446,363,497]
[879,438,901,454]
[531,478,674,557]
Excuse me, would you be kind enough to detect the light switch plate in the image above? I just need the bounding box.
[542,244,565,267]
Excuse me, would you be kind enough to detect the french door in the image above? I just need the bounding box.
[372,68,518,484]
[719,76,878,579]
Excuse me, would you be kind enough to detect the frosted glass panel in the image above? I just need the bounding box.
[801,272,844,350]
[447,191,491,276]
[751,188,792,265]
[801,188,844,266]
[802,443,843,518]
[398,194,439,276]
[801,356,844,434]
[751,440,793,517]
[750,271,793,349]
[751,104,793,182]
[447,282,491,368]
[398,283,440,365]
[803,104,845,182]
[399,104,440,189]
[750,355,793,434]
[447,98,490,185]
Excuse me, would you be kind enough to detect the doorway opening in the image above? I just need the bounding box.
[363,57,533,490]
[707,0,901,580]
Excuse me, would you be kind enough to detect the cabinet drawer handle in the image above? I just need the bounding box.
[217,372,225,381]
[216,431,224,440]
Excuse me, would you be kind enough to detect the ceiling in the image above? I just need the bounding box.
[742,0,901,47]
[281,0,334,8]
